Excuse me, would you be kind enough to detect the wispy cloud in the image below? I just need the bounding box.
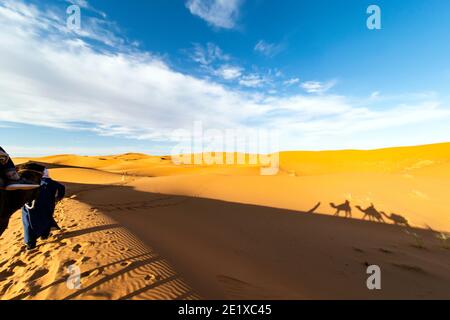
[185,0,243,30]
[189,42,230,66]
[188,42,271,87]
[283,78,300,86]
[66,0,107,18]
[301,80,337,94]
[254,40,284,57]
[239,74,268,88]
[215,65,243,80]
[370,91,381,99]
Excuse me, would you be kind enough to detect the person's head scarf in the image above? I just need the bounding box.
[43,168,50,179]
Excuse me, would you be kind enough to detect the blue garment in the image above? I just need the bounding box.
[22,178,65,246]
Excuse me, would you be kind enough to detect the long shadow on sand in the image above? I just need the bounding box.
[57,224,122,241]
[38,179,449,300]
[7,173,450,300]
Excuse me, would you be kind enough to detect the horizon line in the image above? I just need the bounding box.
[12,141,450,159]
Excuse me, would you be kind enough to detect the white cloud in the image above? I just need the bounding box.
[66,0,107,19]
[301,80,337,94]
[1,0,450,152]
[370,91,381,99]
[185,0,243,29]
[215,65,242,80]
[254,40,284,57]
[239,74,267,88]
[190,42,230,66]
[67,0,89,8]
[188,43,269,86]
[283,78,300,86]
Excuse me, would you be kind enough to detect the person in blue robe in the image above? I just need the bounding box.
[22,169,65,250]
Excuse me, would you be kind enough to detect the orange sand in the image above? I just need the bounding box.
[1,142,449,299]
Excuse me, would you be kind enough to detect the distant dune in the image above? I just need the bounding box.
[2,142,449,299]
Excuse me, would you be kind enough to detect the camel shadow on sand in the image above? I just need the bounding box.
[308,200,410,227]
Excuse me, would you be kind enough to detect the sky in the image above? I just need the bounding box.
[1,0,450,156]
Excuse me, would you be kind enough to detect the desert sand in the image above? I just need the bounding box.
[1,143,449,299]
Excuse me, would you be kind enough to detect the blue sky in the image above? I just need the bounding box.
[1,0,450,156]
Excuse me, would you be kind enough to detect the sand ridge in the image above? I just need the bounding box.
[0,181,200,300]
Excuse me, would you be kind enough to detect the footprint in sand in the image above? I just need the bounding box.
[26,251,42,260]
[29,284,42,294]
[102,240,118,244]
[392,263,428,275]
[9,260,27,270]
[379,248,395,254]
[72,244,82,253]
[1,280,14,293]
[144,274,157,282]
[0,260,8,269]
[63,259,77,268]
[89,267,104,277]
[28,268,49,282]
[0,270,14,278]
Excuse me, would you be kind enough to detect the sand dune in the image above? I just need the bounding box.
[15,142,450,231]
[2,142,449,299]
